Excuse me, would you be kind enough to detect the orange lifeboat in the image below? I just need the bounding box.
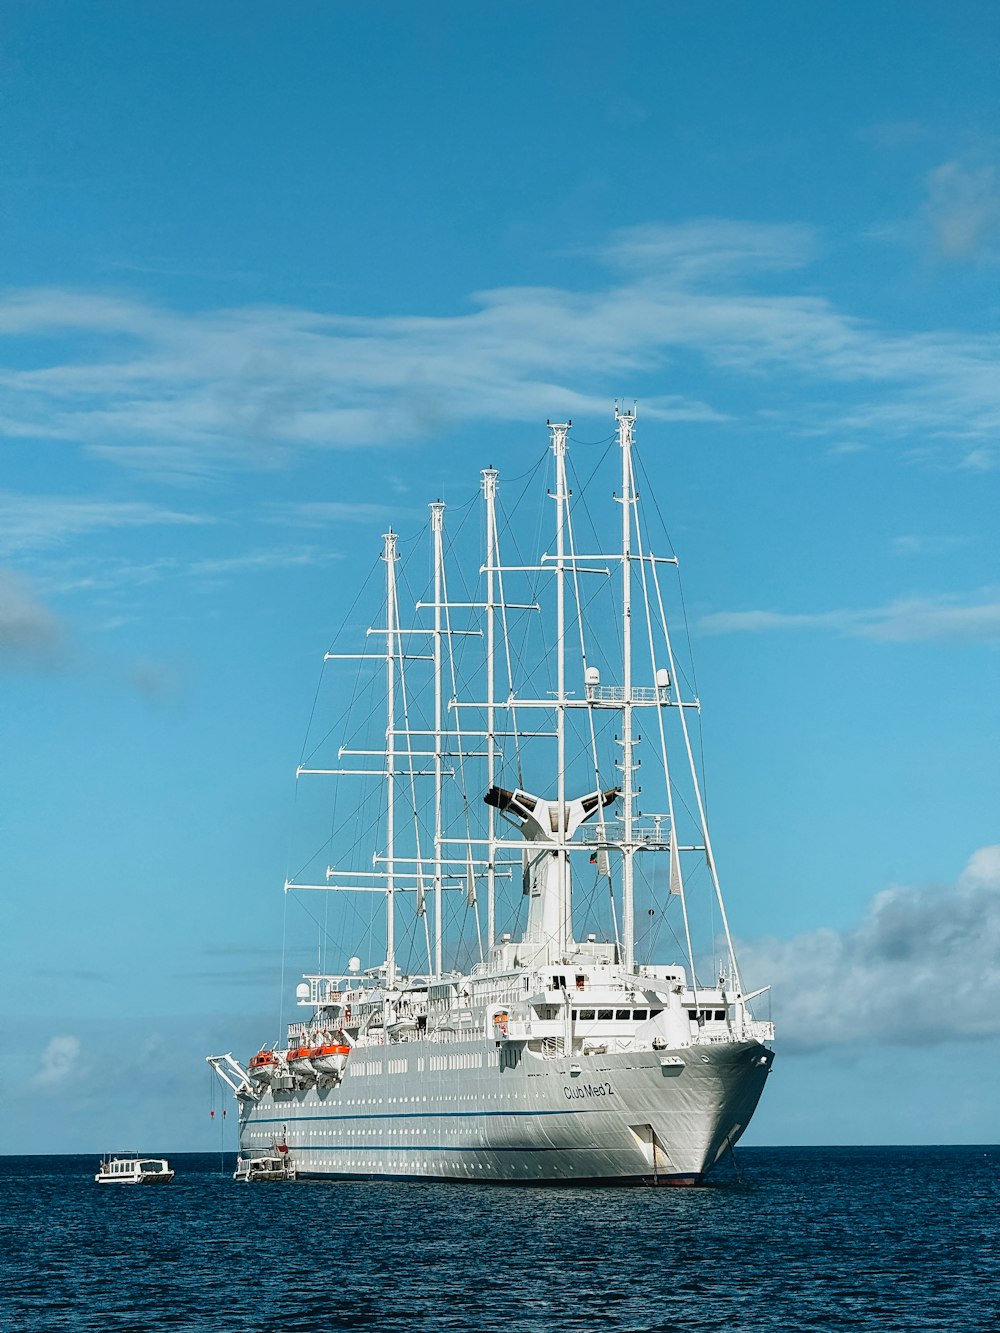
[310,1041,351,1079]
[248,1048,280,1083]
[286,1044,315,1077]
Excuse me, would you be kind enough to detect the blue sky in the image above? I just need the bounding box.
[2,1,998,1152]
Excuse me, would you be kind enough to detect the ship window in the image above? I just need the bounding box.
[649,1008,662,1018]
[633,1009,648,1020]
[575,975,586,990]
[715,1010,726,1021]
[598,1009,613,1021]
[686,1009,697,1021]
[615,1009,630,1020]
[579,1009,595,1020]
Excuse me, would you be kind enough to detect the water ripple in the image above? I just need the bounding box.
[1,1147,997,1332]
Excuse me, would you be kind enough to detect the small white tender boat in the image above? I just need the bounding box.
[95,1155,174,1185]
[233,1151,296,1182]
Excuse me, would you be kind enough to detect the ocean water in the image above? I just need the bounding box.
[2,1147,997,1332]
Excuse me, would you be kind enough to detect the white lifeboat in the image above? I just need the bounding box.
[286,1043,315,1078]
[247,1048,281,1083]
[310,1041,351,1079]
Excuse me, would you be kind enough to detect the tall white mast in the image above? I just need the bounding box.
[617,406,637,974]
[481,468,499,952]
[430,501,445,979]
[550,422,570,958]
[383,527,398,990]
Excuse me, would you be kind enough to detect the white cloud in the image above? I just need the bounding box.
[184,548,340,578]
[269,500,404,527]
[699,608,849,635]
[128,657,183,702]
[0,491,208,557]
[889,534,969,558]
[598,218,818,280]
[740,847,1000,1052]
[31,1034,81,1089]
[0,568,65,667]
[859,121,927,151]
[699,591,1000,643]
[0,220,998,475]
[864,596,1000,642]
[959,446,998,473]
[18,545,343,613]
[827,440,869,457]
[923,161,1000,262]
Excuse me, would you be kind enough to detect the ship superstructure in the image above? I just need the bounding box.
[209,408,774,1184]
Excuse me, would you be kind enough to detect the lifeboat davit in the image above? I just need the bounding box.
[248,1049,281,1083]
[310,1042,351,1079]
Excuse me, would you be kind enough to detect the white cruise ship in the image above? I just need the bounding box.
[209,407,774,1184]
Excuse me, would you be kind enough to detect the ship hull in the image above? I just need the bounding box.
[238,1037,772,1185]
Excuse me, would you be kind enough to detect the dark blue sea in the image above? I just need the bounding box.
[2,1147,997,1332]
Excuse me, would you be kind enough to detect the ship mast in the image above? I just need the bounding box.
[383,527,399,990]
[550,422,570,959]
[430,501,445,979]
[482,468,499,952]
[617,406,637,974]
